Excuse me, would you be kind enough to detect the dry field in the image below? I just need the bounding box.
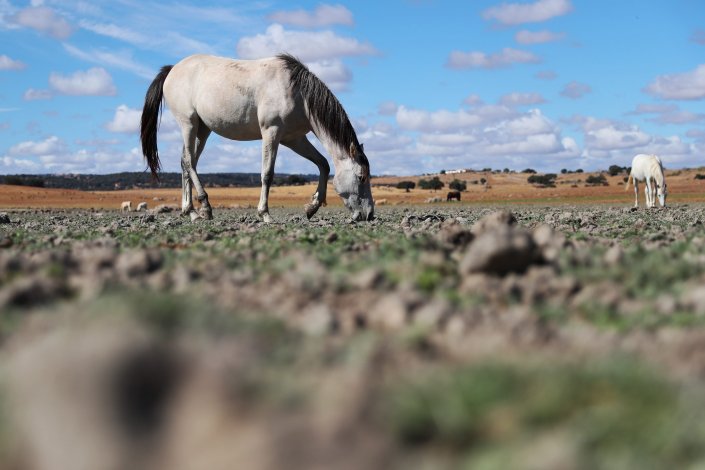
[1,168,703,210]
[2,169,705,469]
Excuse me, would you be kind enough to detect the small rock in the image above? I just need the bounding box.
[603,244,624,266]
[368,294,409,330]
[460,226,541,276]
[325,231,339,243]
[470,210,516,235]
[0,213,10,224]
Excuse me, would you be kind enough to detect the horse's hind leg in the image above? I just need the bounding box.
[633,180,639,208]
[193,125,212,219]
[180,117,212,220]
[282,136,330,220]
[181,125,211,217]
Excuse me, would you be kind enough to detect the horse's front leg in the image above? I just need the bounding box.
[180,157,194,217]
[645,178,653,208]
[258,126,282,223]
[282,136,330,220]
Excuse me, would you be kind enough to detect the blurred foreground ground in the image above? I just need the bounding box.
[2,205,705,469]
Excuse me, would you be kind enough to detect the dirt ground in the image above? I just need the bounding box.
[1,168,703,210]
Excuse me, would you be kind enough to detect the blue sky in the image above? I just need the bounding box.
[1,0,704,176]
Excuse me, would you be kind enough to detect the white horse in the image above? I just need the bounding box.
[140,54,374,222]
[625,154,667,208]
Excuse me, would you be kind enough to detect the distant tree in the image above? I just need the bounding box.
[608,165,626,176]
[523,168,537,174]
[561,168,568,174]
[449,179,467,192]
[482,167,492,172]
[440,169,446,174]
[396,180,416,192]
[695,174,705,180]
[284,174,308,185]
[503,168,510,173]
[576,169,584,173]
[585,174,608,186]
[479,177,487,185]
[527,173,557,187]
[419,176,444,190]
[3,176,45,187]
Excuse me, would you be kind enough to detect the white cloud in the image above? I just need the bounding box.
[499,92,546,107]
[515,30,565,44]
[482,0,573,25]
[0,54,26,70]
[629,103,704,125]
[377,101,399,116]
[306,59,352,92]
[644,64,705,100]
[560,81,591,99]
[106,105,141,133]
[236,23,377,91]
[9,6,72,39]
[23,88,53,100]
[236,23,377,62]
[267,4,354,28]
[48,67,117,96]
[387,105,580,173]
[63,43,154,79]
[8,136,66,156]
[446,48,540,69]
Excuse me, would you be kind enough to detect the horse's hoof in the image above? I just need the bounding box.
[258,212,273,223]
[189,211,202,222]
[199,207,213,220]
[304,202,321,220]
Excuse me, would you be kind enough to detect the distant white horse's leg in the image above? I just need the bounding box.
[644,178,653,208]
[633,180,639,208]
[282,136,330,219]
[180,119,212,221]
[258,126,282,223]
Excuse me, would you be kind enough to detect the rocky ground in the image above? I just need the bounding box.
[2,204,705,469]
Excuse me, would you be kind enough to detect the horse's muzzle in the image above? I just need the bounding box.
[352,208,374,222]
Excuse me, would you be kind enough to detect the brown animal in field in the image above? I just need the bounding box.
[447,191,461,202]
[375,198,388,206]
[120,201,132,212]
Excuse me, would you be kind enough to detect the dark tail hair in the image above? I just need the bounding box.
[140,65,173,181]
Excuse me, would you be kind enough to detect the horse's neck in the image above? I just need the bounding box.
[311,127,348,161]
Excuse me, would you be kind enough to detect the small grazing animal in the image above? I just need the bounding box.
[136,202,148,211]
[375,198,388,206]
[447,190,461,201]
[120,201,132,212]
[625,154,667,208]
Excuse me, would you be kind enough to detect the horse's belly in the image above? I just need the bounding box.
[199,107,262,141]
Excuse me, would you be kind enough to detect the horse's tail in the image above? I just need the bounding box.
[140,65,173,181]
[625,171,632,191]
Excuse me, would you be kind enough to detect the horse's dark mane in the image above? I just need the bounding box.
[278,53,368,169]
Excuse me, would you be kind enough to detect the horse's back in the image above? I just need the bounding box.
[163,55,299,140]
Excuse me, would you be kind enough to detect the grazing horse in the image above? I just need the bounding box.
[447,190,461,201]
[140,54,374,222]
[626,154,667,208]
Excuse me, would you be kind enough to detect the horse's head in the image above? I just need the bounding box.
[333,142,374,221]
[657,182,667,207]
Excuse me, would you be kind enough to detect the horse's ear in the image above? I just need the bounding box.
[349,142,356,158]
